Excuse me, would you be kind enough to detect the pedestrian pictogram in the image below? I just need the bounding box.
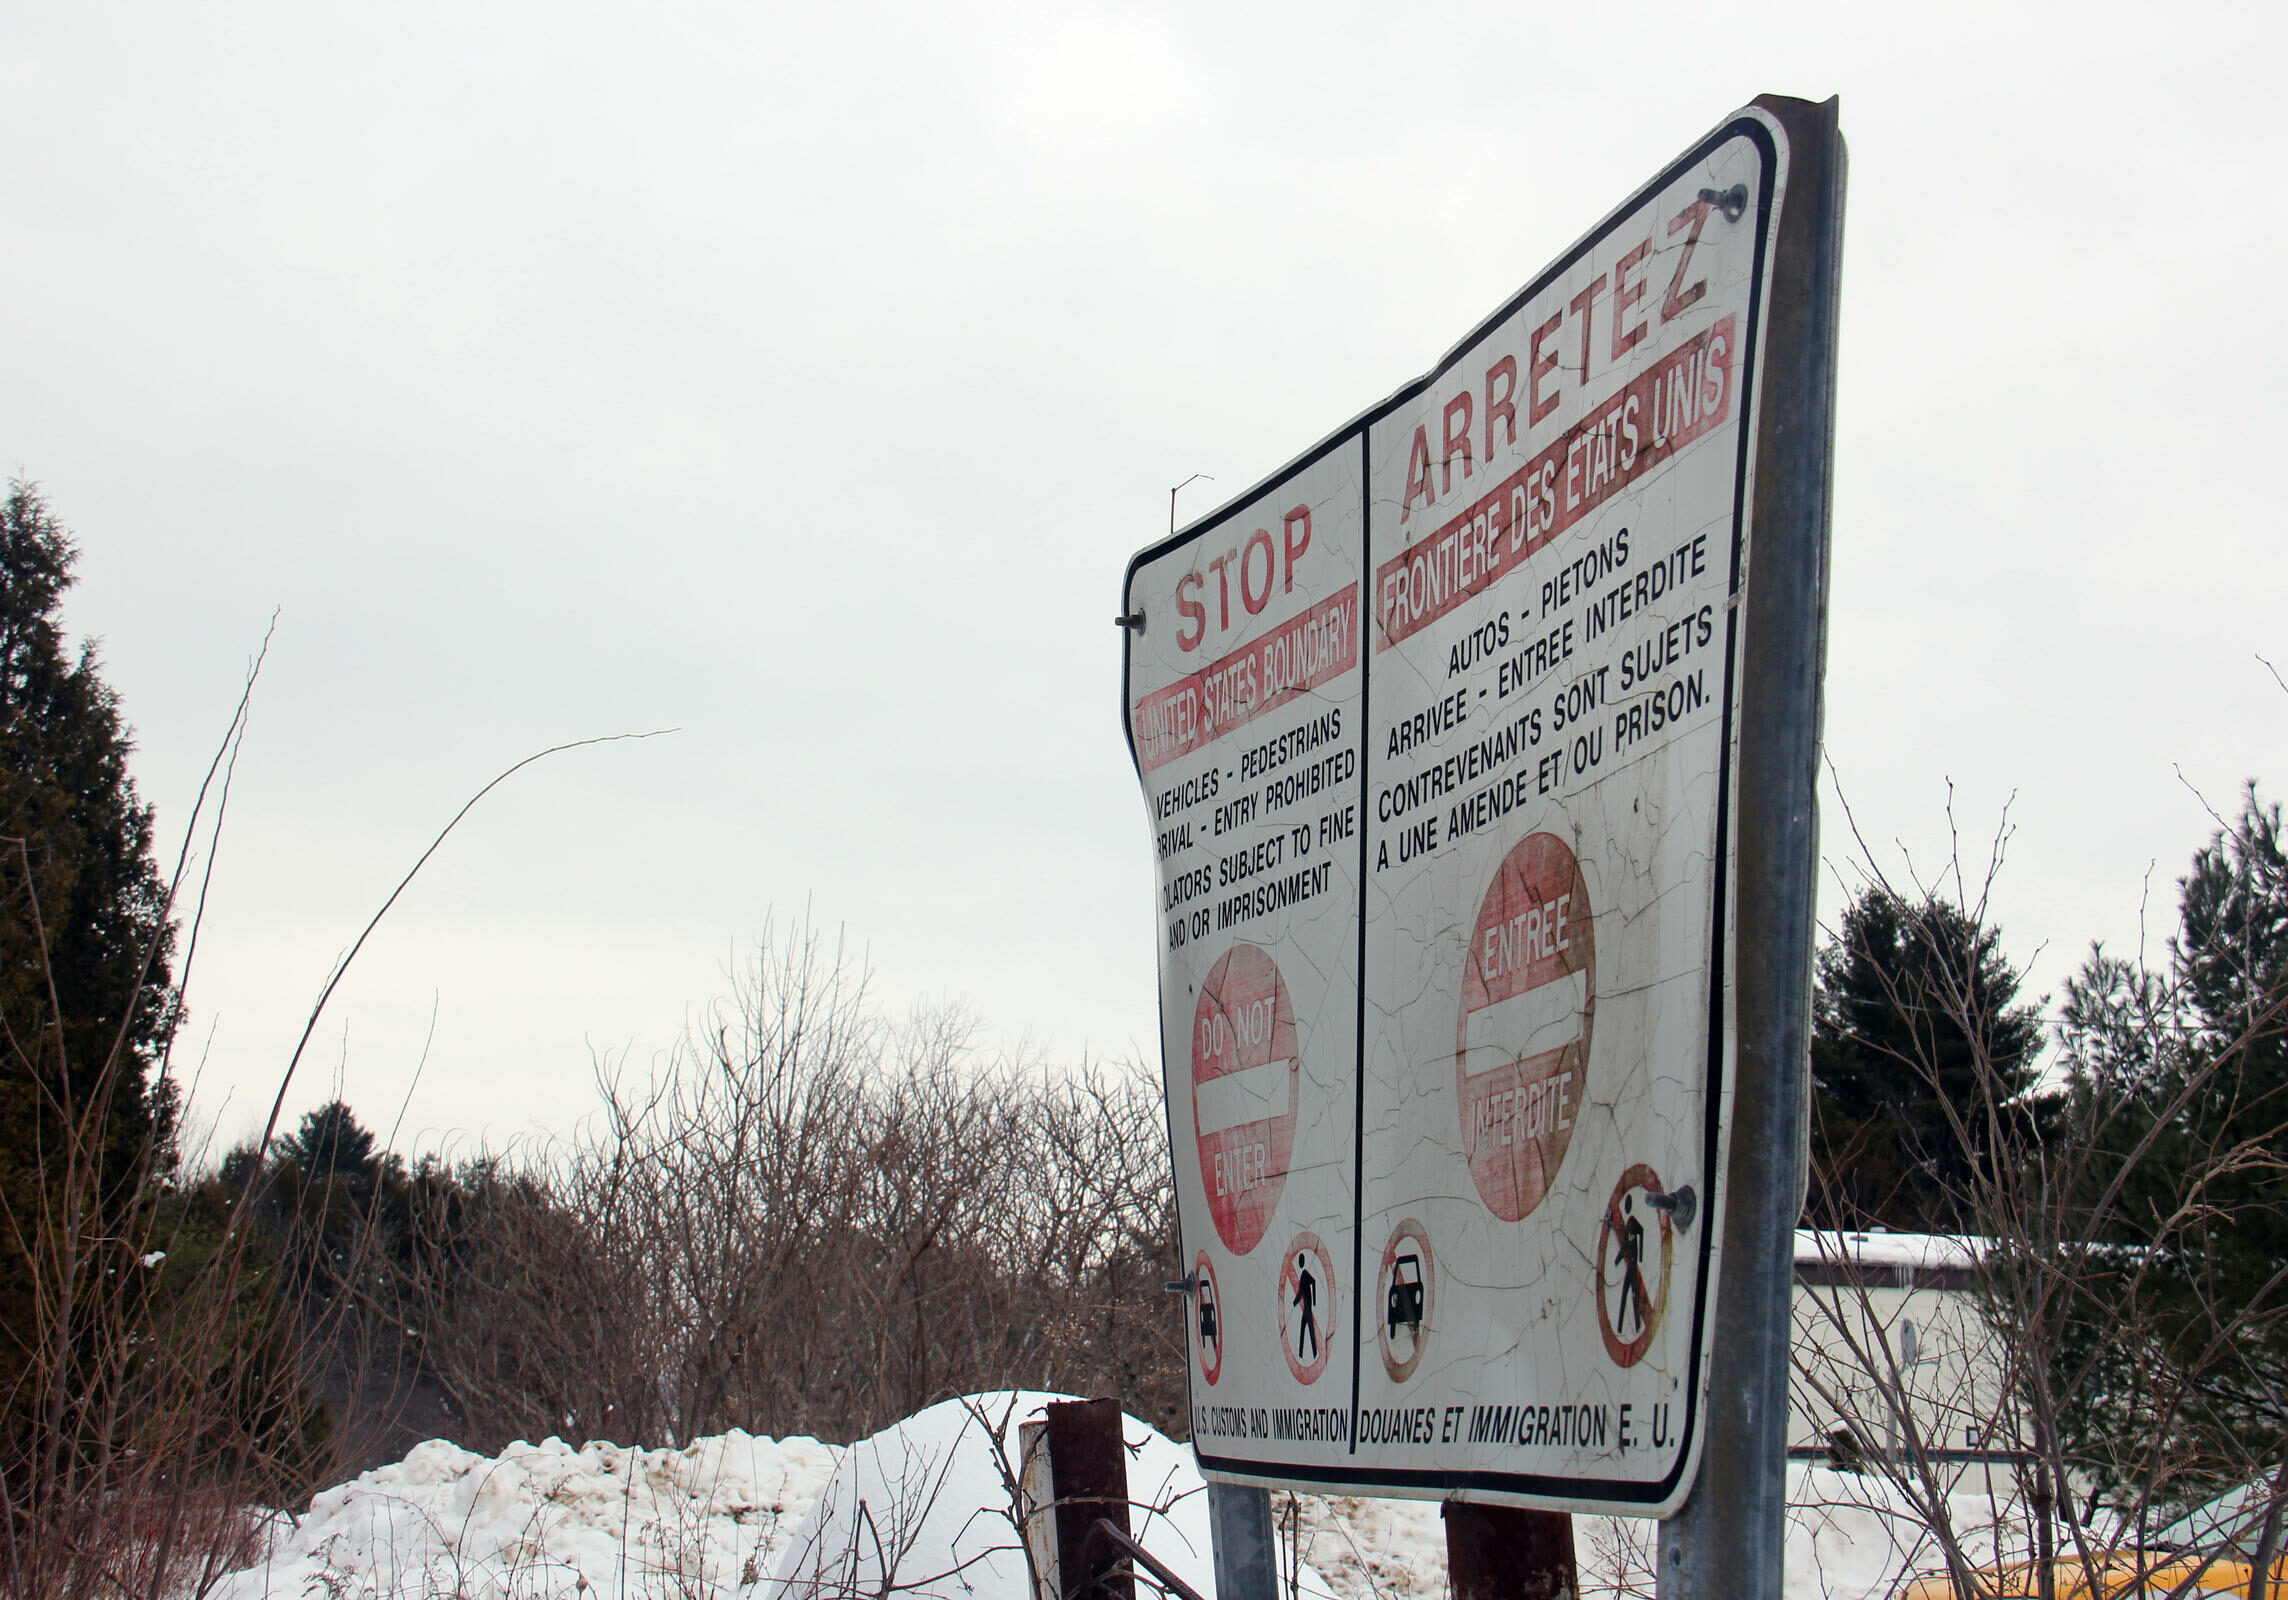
[1456,832,1597,1222]
[1376,1219,1436,1383]
[1597,1164,1676,1367]
[1277,1233,1336,1385]
[1192,944,1299,1255]
[1193,1250,1224,1386]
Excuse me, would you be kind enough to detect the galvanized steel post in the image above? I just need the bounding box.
[1656,92,1844,1600]
[1208,1482,1278,1600]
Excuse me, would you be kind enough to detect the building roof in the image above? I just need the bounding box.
[1793,1229,1983,1290]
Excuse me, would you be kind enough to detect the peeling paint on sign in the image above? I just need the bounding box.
[1121,106,1796,1517]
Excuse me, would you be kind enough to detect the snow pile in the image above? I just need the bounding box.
[212,1411,2015,1599]
[770,1391,1304,1600]
[211,1430,841,1600]
[214,1395,1323,1600]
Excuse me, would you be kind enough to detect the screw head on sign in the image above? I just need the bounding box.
[1644,1185,1698,1234]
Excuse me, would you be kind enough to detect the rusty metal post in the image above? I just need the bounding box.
[1046,1398,1134,1600]
[1445,1504,1578,1600]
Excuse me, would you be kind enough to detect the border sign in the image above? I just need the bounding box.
[1121,98,1840,1521]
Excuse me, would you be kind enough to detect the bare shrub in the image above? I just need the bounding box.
[0,649,340,1600]
[1795,780,2288,1599]
[0,651,662,1597]
[401,916,1184,1454]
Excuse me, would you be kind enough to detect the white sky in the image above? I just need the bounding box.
[3,1,2281,1152]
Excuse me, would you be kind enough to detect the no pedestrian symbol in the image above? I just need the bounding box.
[1192,943,1299,1255]
[1597,1164,1674,1368]
[1277,1232,1336,1385]
[1457,832,1596,1222]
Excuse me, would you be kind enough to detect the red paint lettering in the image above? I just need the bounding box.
[1441,391,1474,494]
[1663,200,1710,322]
[1485,356,1518,461]
[1528,312,1563,425]
[1241,528,1275,615]
[1401,425,1434,523]
[1611,239,1650,360]
[1570,273,1608,384]
[1176,573,1206,651]
[1282,506,1312,591]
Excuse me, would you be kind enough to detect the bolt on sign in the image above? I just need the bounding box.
[1121,100,1839,1517]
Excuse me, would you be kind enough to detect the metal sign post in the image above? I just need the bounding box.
[1122,96,1841,1593]
[1446,1503,1578,1600]
[1656,93,1843,1600]
[1206,1481,1277,1600]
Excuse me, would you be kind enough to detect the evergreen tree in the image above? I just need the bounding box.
[274,1099,380,1180]
[0,480,181,1448]
[1808,888,2046,1232]
[2057,785,2288,1494]
[251,1099,412,1308]
[0,481,179,1167]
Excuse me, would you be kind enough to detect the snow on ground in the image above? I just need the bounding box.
[770,1391,1327,1600]
[1287,1493,1446,1600]
[212,1396,1320,1600]
[215,1408,2019,1599]
[210,1430,842,1600]
[1275,1464,2020,1600]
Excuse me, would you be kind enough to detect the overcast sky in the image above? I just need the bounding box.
[3,1,2281,1151]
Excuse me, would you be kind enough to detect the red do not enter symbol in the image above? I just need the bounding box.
[1192,943,1298,1256]
[1455,832,1596,1222]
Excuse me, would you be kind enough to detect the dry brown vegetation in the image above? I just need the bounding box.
[5,890,1190,1600]
[0,608,1187,1598]
[1795,780,2288,1600]
[390,919,1186,1454]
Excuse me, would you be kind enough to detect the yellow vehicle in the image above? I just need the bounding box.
[1899,1552,2283,1597]
[1901,1481,2288,1596]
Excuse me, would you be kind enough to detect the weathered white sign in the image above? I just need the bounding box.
[1123,107,1796,1516]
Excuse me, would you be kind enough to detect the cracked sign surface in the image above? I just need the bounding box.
[1122,108,1790,1517]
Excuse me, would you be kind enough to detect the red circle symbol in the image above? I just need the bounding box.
[1376,1219,1436,1384]
[1192,944,1298,1255]
[1193,1250,1224,1387]
[1596,1164,1674,1368]
[1455,832,1596,1222]
[1277,1232,1336,1386]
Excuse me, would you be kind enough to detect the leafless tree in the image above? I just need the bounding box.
[1794,772,2288,1600]
[395,915,1185,1456]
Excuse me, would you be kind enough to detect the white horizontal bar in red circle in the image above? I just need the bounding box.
[1461,970,1588,1077]
[1195,1058,1293,1137]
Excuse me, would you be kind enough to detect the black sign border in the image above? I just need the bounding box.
[1121,107,1783,1512]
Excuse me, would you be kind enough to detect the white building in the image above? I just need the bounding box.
[1789,1230,2017,1468]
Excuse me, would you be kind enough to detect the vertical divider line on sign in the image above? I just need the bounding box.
[1348,428,1373,1454]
